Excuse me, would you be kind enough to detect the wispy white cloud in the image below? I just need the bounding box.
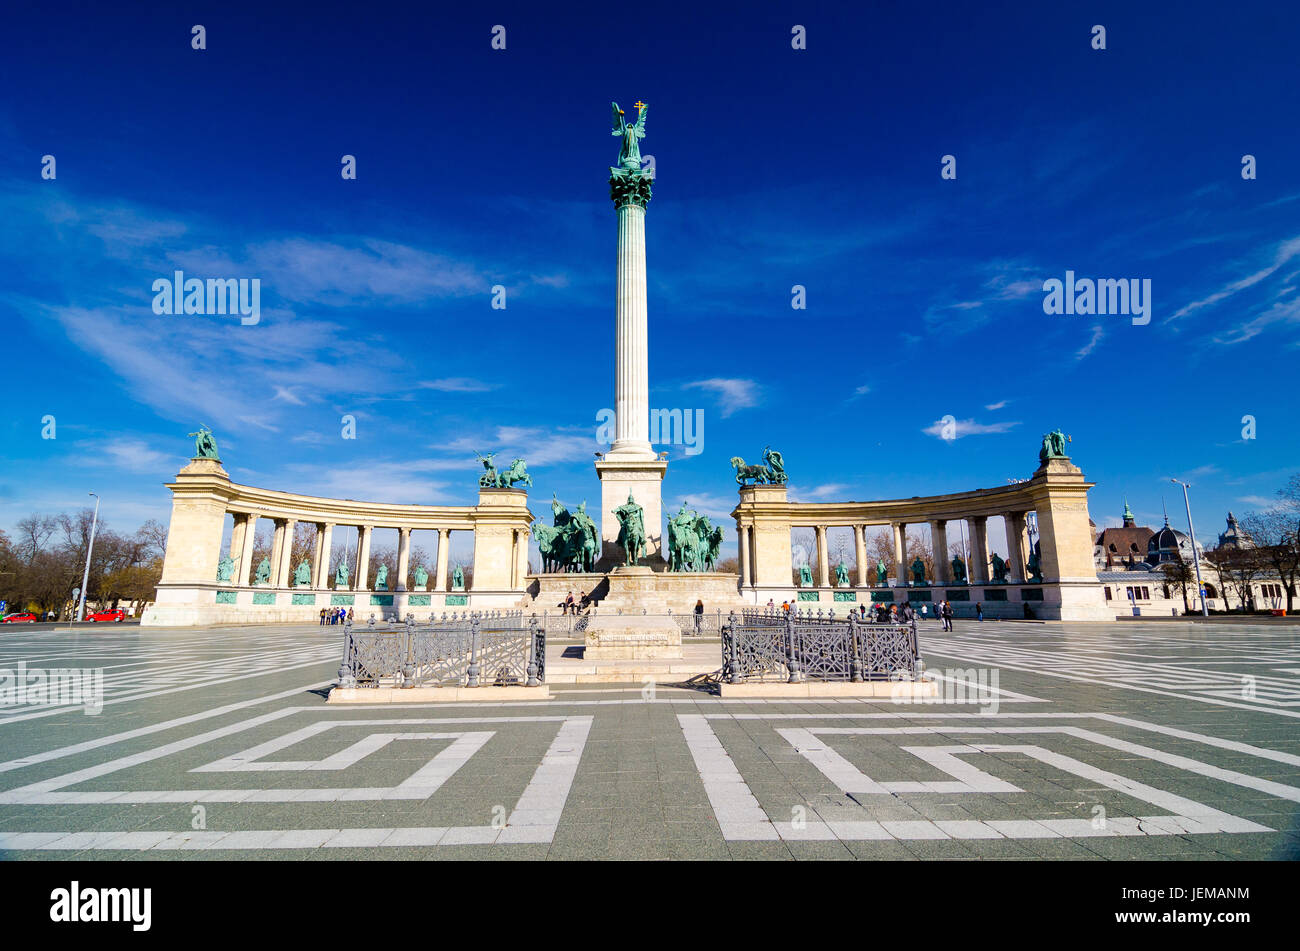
[922,418,1021,440]
[434,425,596,468]
[272,385,306,405]
[1075,325,1104,360]
[1214,291,1300,345]
[1163,464,1221,482]
[418,377,499,393]
[790,483,850,502]
[1170,235,1300,321]
[1236,495,1275,508]
[169,237,489,306]
[667,492,735,521]
[35,301,400,434]
[77,438,175,475]
[683,378,759,417]
[984,399,1009,411]
[286,459,455,506]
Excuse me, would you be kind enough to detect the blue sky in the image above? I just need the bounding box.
[1,0,1297,562]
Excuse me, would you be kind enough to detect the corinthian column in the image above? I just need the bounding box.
[612,200,651,455]
[596,101,667,565]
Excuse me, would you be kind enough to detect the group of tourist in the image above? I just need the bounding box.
[319,607,353,626]
[769,596,962,629]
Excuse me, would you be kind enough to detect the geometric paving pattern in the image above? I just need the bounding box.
[1,620,1298,859]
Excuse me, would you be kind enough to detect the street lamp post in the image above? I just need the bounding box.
[76,492,100,622]
[1171,479,1209,617]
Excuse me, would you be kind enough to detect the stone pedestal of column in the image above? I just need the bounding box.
[583,567,681,660]
[595,456,668,566]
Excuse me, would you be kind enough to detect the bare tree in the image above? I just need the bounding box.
[1206,548,1264,613]
[15,514,57,566]
[1240,509,1300,614]
[1160,554,1194,613]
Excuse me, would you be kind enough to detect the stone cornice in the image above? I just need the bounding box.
[731,467,1095,525]
[166,465,530,531]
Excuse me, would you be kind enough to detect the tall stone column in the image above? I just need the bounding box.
[514,530,528,588]
[855,525,868,586]
[269,519,285,584]
[229,514,247,576]
[930,520,949,584]
[355,525,372,590]
[595,104,666,564]
[892,522,907,586]
[396,528,411,591]
[815,526,830,587]
[239,515,258,585]
[434,529,450,592]
[277,519,296,587]
[613,201,650,455]
[314,523,334,589]
[738,525,750,590]
[1004,512,1026,583]
[970,516,990,584]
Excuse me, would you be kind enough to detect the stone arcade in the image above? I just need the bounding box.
[731,439,1110,622]
[142,456,531,626]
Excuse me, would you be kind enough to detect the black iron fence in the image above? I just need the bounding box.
[337,610,545,688]
[722,607,921,683]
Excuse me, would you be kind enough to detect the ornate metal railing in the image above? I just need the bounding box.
[337,611,544,688]
[536,611,592,637]
[722,608,920,683]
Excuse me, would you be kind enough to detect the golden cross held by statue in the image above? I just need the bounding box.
[635,100,646,111]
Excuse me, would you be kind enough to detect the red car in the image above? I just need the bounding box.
[2,613,38,623]
[86,609,127,622]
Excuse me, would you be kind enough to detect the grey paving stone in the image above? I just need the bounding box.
[0,619,1296,860]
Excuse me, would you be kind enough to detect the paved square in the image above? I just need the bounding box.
[1,620,1297,859]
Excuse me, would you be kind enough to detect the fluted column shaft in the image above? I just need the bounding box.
[277,519,296,586]
[815,526,830,587]
[1004,512,1026,583]
[239,515,258,585]
[612,202,650,453]
[355,525,371,590]
[970,517,990,583]
[893,522,907,586]
[396,528,411,591]
[435,529,450,592]
[931,520,949,584]
[314,523,334,589]
[738,526,750,590]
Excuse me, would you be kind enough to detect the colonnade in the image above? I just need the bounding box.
[729,454,1109,621]
[145,457,533,625]
[736,515,1032,588]
[221,516,510,593]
